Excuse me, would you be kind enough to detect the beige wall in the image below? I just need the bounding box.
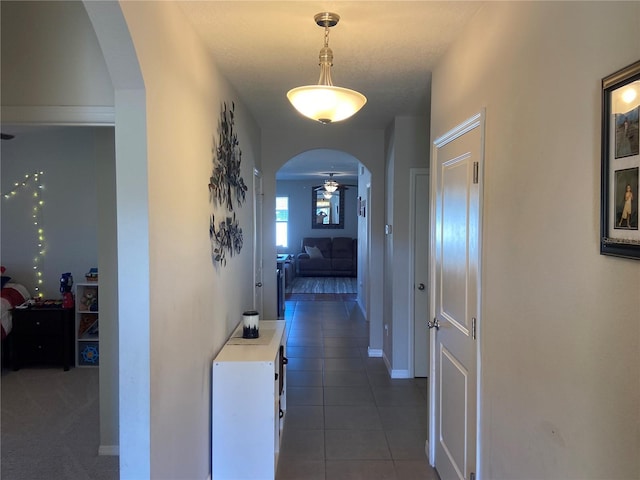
[0,1,113,107]
[384,116,429,375]
[119,2,261,478]
[432,2,640,478]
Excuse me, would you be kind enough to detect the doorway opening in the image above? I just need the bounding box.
[275,149,368,303]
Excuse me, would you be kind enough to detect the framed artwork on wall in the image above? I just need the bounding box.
[600,60,640,259]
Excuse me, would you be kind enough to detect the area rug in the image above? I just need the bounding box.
[287,276,357,294]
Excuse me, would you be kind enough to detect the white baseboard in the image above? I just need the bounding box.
[367,347,382,357]
[390,369,411,379]
[383,351,392,372]
[381,350,410,378]
[98,445,119,456]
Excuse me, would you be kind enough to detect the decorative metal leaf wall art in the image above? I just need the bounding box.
[209,102,248,211]
[210,213,243,266]
[209,102,247,266]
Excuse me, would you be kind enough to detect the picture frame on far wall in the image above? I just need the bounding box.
[600,59,640,259]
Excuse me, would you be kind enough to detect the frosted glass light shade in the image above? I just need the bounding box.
[287,85,367,124]
[324,180,339,192]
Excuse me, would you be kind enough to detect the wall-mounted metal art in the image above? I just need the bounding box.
[209,102,248,211]
[210,213,243,266]
[209,102,247,265]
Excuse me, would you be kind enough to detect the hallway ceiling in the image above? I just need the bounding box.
[178,2,484,178]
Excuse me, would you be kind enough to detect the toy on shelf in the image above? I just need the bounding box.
[60,272,74,309]
[85,267,98,282]
[78,314,99,339]
[80,290,98,312]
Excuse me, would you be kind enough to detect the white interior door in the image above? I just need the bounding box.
[411,168,430,377]
[430,112,483,480]
[253,169,263,312]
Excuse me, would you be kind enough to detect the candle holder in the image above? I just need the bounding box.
[242,310,259,339]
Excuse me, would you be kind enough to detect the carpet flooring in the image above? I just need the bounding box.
[1,366,119,480]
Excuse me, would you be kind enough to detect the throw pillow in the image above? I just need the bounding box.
[304,245,323,259]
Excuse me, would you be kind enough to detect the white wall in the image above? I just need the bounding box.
[357,165,372,318]
[431,2,640,478]
[1,127,100,298]
[383,116,430,376]
[119,2,261,478]
[0,1,113,108]
[276,179,358,256]
[95,127,118,453]
[384,132,395,364]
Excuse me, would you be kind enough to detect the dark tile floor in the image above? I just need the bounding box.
[276,297,439,480]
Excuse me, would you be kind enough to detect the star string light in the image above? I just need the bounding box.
[1,171,46,297]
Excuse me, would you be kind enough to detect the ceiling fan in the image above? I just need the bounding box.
[312,173,356,193]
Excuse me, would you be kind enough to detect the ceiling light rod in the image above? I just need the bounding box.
[316,12,338,87]
[287,12,367,124]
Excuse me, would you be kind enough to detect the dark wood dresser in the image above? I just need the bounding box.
[9,307,74,371]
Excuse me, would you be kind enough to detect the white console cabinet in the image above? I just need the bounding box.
[212,320,287,480]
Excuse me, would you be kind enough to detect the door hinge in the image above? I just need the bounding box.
[473,162,479,184]
[472,317,477,340]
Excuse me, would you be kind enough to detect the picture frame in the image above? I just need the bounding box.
[600,60,640,259]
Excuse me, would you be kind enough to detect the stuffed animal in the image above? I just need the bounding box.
[81,292,98,311]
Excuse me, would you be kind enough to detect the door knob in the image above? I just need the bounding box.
[427,318,440,330]
[255,282,263,287]
[417,283,425,291]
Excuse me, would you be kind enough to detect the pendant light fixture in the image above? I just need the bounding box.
[287,12,367,124]
[324,180,339,193]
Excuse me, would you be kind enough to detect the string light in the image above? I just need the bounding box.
[1,171,46,297]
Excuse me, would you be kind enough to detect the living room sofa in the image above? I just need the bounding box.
[296,237,357,277]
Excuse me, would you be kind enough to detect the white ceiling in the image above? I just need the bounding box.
[178,2,483,130]
[178,2,484,179]
[2,3,485,180]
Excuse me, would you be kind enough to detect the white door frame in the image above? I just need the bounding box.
[408,167,429,377]
[429,110,485,477]
[253,168,264,313]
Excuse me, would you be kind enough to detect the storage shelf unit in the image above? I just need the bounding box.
[75,282,99,367]
[212,320,287,480]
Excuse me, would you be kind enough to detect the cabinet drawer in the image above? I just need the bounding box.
[17,337,64,364]
[13,315,62,335]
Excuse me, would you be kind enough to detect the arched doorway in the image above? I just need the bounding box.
[275,149,364,304]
